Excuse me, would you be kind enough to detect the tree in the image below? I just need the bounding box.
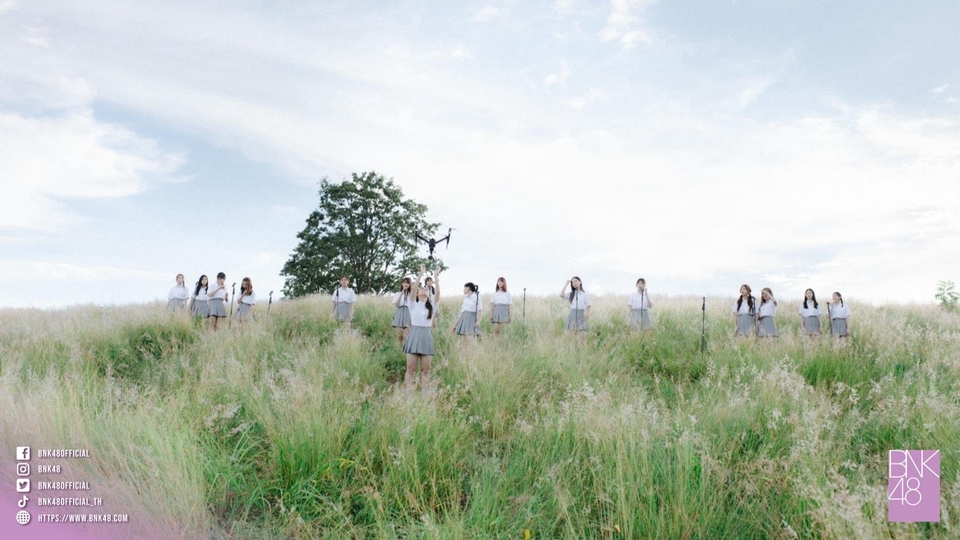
[935,280,959,312]
[281,172,442,297]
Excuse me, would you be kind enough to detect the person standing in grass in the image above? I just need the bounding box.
[798,288,821,336]
[757,287,779,337]
[208,272,229,330]
[732,284,757,337]
[332,275,356,329]
[560,276,590,335]
[490,277,512,336]
[234,277,256,324]
[190,275,210,319]
[424,271,441,328]
[829,291,851,338]
[453,282,482,340]
[167,274,190,312]
[404,265,438,394]
[627,278,654,331]
[391,277,414,345]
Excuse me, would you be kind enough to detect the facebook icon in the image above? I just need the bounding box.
[16,447,30,461]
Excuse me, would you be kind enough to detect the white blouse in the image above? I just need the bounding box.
[627,292,651,310]
[731,297,756,315]
[392,291,413,308]
[192,287,208,301]
[333,287,356,303]
[208,284,228,301]
[830,304,851,319]
[490,291,512,305]
[410,300,434,327]
[798,303,820,317]
[758,301,776,317]
[239,292,256,305]
[460,293,482,313]
[168,285,189,301]
[568,291,590,310]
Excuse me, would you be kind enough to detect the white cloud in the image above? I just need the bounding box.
[561,87,606,108]
[738,76,777,106]
[0,110,186,231]
[599,0,655,48]
[472,5,500,22]
[0,1,14,16]
[553,0,575,15]
[933,84,948,94]
[543,61,570,85]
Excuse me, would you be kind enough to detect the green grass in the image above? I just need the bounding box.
[0,294,958,539]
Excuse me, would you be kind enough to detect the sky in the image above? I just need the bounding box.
[1,0,958,308]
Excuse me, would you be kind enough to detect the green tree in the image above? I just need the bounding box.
[281,172,442,297]
[935,280,959,312]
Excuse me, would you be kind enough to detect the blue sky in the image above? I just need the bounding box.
[1,0,958,307]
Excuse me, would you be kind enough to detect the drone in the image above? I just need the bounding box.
[416,227,452,260]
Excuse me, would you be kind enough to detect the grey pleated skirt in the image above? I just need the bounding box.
[491,304,510,323]
[391,306,411,328]
[334,302,352,322]
[803,316,821,335]
[831,318,848,336]
[455,311,480,335]
[192,299,210,318]
[757,316,778,337]
[168,298,186,312]
[209,298,227,317]
[402,326,436,356]
[630,309,652,330]
[566,309,588,331]
[735,314,755,336]
[234,303,253,320]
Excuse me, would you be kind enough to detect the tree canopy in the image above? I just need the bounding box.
[281,172,441,297]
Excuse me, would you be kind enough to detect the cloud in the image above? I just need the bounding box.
[561,87,606,108]
[599,0,655,48]
[0,110,186,231]
[738,76,777,106]
[0,1,14,16]
[553,0,575,15]
[933,84,948,94]
[543,61,570,85]
[472,5,500,22]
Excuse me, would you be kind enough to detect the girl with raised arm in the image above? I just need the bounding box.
[757,287,778,337]
[190,275,210,319]
[208,272,229,330]
[798,289,821,336]
[490,277,512,336]
[234,277,256,324]
[403,265,438,394]
[391,277,414,345]
[627,278,654,331]
[560,276,590,335]
[732,284,757,337]
[168,274,189,312]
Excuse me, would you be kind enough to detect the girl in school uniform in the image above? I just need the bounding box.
[560,277,590,334]
[757,287,779,337]
[731,284,757,337]
[424,269,441,328]
[490,277,512,336]
[207,272,230,330]
[168,274,189,312]
[453,282,482,339]
[234,277,256,323]
[798,289,821,336]
[627,278,654,331]
[392,277,414,345]
[190,275,210,318]
[332,275,356,329]
[829,292,851,338]
[403,265,439,394]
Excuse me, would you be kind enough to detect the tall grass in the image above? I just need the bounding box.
[0,295,958,539]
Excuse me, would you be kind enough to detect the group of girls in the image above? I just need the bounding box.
[733,285,851,338]
[167,273,256,329]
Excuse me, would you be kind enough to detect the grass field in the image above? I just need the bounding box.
[1,295,958,539]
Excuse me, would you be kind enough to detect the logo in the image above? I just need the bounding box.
[16,479,30,493]
[889,450,940,522]
[16,447,30,461]
[17,496,29,509]
[16,463,30,476]
[16,510,31,526]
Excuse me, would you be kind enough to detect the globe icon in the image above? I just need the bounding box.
[16,510,31,525]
